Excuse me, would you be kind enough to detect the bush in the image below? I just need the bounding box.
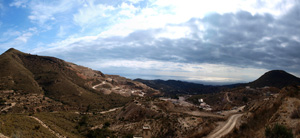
[87,128,115,138]
[242,96,248,103]
[265,123,293,138]
[78,115,88,126]
[290,106,300,119]
[101,84,112,89]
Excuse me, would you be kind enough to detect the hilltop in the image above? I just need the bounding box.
[248,70,300,88]
[0,48,158,112]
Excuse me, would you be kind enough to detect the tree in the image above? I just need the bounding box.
[265,123,294,138]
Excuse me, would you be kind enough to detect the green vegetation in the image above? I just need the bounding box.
[265,123,294,138]
[242,96,248,103]
[0,114,55,138]
[87,128,115,138]
[34,112,83,138]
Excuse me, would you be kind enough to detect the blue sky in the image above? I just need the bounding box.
[0,0,300,84]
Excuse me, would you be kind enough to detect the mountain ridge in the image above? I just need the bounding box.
[0,48,158,112]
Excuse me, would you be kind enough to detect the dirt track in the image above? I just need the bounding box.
[182,111,224,118]
[0,133,9,138]
[206,114,242,138]
[29,116,66,138]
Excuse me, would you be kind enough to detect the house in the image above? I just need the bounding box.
[143,125,151,138]
[198,99,203,103]
[134,125,151,138]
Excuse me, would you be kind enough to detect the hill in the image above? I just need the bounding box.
[0,48,158,112]
[134,79,235,96]
[248,70,300,88]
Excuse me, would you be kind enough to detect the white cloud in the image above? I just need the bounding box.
[9,0,28,8]
[57,26,66,37]
[0,27,38,49]
[127,0,143,4]
[28,0,75,24]
[98,0,297,38]
[156,26,192,39]
[25,0,300,83]
[15,32,33,43]
[73,1,115,29]
[119,2,140,17]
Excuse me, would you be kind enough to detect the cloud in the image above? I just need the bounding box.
[30,1,300,82]
[73,1,115,29]
[27,0,76,25]
[0,27,37,50]
[127,0,143,4]
[9,0,28,8]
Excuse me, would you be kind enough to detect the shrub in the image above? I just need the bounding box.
[101,84,112,89]
[78,115,88,126]
[87,128,115,138]
[265,123,293,138]
[290,106,300,119]
[242,96,248,103]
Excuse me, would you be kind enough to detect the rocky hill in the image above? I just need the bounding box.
[0,48,158,112]
[248,70,300,88]
[225,85,300,138]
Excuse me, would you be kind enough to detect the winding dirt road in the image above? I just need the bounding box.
[206,114,242,138]
[92,81,106,89]
[225,92,232,103]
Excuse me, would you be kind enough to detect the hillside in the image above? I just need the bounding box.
[248,70,300,88]
[225,85,300,138]
[134,79,237,96]
[0,48,158,112]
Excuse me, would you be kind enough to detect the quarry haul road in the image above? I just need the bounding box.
[29,116,66,138]
[206,114,243,138]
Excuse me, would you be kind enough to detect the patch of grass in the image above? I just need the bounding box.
[0,114,56,138]
[34,112,83,138]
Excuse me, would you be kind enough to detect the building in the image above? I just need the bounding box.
[143,125,151,138]
[133,125,151,138]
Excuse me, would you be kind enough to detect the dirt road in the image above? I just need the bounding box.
[225,92,232,103]
[206,114,242,138]
[181,111,224,118]
[29,116,66,138]
[0,133,9,138]
[92,81,106,89]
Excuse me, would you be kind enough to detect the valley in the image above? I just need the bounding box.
[0,49,300,138]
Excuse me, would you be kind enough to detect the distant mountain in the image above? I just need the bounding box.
[135,70,300,96]
[248,70,300,88]
[134,79,233,96]
[0,48,158,111]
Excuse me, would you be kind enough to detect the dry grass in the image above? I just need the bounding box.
[34,112,83,138]
[0,114,56,138]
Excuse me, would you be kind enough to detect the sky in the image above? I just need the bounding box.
[0,0,300,85]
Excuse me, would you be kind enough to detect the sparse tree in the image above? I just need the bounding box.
[265,123,293,138]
